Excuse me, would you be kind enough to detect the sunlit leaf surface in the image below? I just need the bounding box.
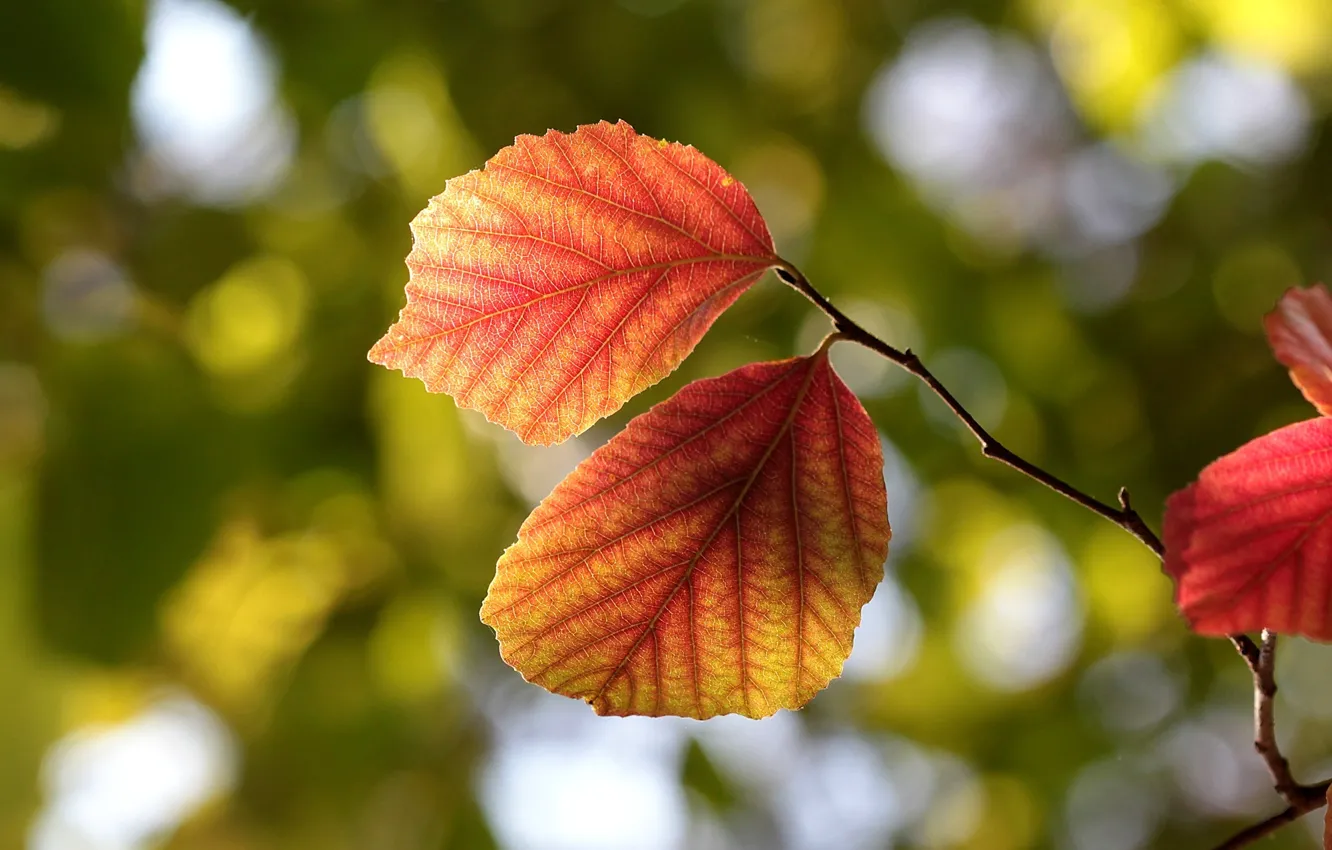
[369,120,779,446]
[1164,417,1332,640]
[481,352,890,718]
[1265,284,1332,417]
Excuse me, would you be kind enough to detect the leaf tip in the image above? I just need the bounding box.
[1265,283,1332,417]
[366,331,398,369]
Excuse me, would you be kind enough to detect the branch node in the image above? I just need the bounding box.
[770,263,1332,850]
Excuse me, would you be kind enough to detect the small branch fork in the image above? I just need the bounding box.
[1212,631,1331,850]
[776,262,1332,849]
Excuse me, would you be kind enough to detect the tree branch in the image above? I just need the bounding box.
[776,263,1332,850]
[1211,805,1305,850]
[1252,631,1298,797]
[1208,630,1331,850]
[775,263,1163,557]
[1212,783,1331,850]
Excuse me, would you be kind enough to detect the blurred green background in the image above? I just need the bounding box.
[4,0,1332,848]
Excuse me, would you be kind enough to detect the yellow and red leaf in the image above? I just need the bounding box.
[480,351,890,718]
[1164,417,1332,640]
[369,120,779,446]
[1265,284,1332,417]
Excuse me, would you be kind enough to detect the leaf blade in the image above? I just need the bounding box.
[480,353,891,718]
[1163,417,1332,640]
[369,120,779,446]
[1265,284,1332,417]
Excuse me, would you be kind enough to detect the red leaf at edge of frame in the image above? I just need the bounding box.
[369,120,779,446]
[1163,417,1332,640]
[1265,284,1332,417]
[480,350,891,718]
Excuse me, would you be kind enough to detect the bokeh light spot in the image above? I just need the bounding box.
[30,694,237,850]
[41,250,136,343]
[185,254,308,377]
[956,524,1084,690]
[1211,242,1302,333]
[131,0,295,205]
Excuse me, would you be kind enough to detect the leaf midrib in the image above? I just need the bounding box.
[587,354,828,716]
[383,249,773,355]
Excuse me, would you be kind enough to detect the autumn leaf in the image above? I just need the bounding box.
[1266,284,1332,417]
[369,120,780,446]
[480,350,890,718]
[1163,417,1332,640]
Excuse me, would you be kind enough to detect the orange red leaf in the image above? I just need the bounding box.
[480,351,890,718]
[1163,417,1332,640]
[369,120,779,446]
[1265,284,1332,417]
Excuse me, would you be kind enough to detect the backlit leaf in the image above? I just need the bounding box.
[369,120,779,446]
[480,351,890,718]
[1265,284,1332,417]
[1163,417,1332,640]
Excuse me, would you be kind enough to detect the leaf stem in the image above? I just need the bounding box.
[774,262,1332,850]
[774,262,1163,557]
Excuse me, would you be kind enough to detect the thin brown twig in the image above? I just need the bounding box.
[775,262,1164,556]
[775,262,1332,850]
[1209,631,1331,849]
[1252,631,1298,797]
[1212,785,1332,850]
[1211,805,1305,850]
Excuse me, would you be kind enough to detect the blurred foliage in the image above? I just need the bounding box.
[4,0,1332,849]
